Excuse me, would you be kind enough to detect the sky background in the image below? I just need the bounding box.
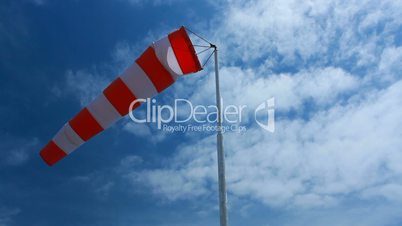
[1,0,402,226]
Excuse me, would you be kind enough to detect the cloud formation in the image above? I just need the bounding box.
[0,134,38,166]
[121,0,402,224]
[0,206,20,226]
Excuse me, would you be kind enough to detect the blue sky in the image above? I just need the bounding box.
[1,0,402,226]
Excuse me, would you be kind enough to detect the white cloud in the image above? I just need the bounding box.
[131,77,402,210]
[64,69,112,107]
[94,181,115,197]
[123,121,169,142]
[178,66,359,113]
[70,172,116,198]
[378,46,402,83]
[0,135,38,166]
[123,122,153,138]
[0,207,20,226]
[127,168,211,201]
[211,0,402,72]
[61,41,142,107]
[281,203,402,226]
[0,2,29,50]
[120,155,143,169]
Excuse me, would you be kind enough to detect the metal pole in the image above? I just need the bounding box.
[212,45,229,226]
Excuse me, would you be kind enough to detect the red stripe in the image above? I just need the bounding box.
[168,26,202,74]
[103,78,140,116]
[69,108,103,141]
[40,141,67,166]
[136,47,174,93]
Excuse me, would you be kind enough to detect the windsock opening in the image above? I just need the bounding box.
[168,26,202,74]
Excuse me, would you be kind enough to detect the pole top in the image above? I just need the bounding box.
[210,43,217,50]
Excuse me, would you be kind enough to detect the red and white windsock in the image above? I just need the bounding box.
[40,26,202,166]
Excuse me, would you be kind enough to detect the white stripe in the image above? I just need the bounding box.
[153,36,183,80]
[120,62,158,98]
[87,93,121,129]
[53,123,84,154]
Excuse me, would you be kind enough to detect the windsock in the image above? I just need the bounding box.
[40,26,202,166]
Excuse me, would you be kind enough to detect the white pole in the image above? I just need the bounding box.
[212,45,229,226]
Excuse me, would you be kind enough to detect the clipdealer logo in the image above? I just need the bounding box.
[128,98,275,133]
[254,97,275,132]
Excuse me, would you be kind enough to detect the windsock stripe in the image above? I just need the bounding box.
[136,47,174,93]
[40,141,67,166]
[53,123,84,154]
[103,78,141,116]
[168,27,202,74]
[120,62,158,99]
[153,36,183,80]
[69,108,104,141]
[87,93,121,129]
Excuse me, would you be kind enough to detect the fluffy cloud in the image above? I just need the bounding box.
[0,207,20,226]
[61,41,141,107]
[176,66,359,112]
[212,0,402,69]
[131,75,402,210]
[378,46,402,82]
[0,135,38,166]
[64,70,111,107]
[123,122,169,143]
